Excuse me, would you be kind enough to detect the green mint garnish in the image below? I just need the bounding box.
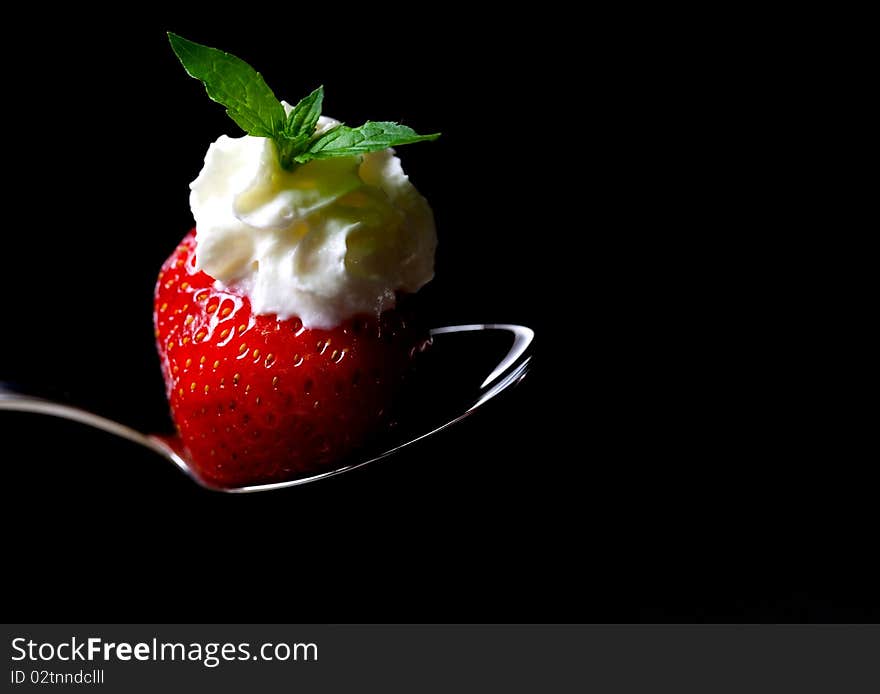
[167,33,285,139]
[277,86,324,170]
[293,121,440,164]
[168,33,440,170]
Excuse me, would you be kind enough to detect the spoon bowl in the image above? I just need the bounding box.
[0,324,533,493]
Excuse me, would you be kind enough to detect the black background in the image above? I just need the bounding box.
[1,9,873,622]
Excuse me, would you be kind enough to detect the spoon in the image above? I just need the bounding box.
[0,324,534,493]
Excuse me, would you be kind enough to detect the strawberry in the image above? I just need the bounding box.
[154,230,430,488]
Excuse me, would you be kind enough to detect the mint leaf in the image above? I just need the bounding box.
[277,86,324,169]
[283,86,324,140]
[168,32,285,138]
[295,121,441,163]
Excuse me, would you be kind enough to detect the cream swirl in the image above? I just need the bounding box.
[189,116,436,329]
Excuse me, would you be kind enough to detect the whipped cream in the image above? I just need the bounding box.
[189,115,436,329]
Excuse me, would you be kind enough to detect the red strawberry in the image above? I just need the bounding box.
[154,230,430,488]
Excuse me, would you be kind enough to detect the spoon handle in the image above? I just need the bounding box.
[0,381,158,449]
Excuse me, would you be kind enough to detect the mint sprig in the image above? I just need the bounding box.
[168,33,440,170]
[167,33,285,139]
[283,86,324,141]
[294,121,440,164]
[277,86,324,169]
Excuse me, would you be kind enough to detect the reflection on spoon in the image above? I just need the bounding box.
[0,324,533,493]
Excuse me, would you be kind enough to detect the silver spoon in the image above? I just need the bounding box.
[0,324,534,493]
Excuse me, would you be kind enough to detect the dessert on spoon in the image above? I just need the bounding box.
[0,34,534,492]
[158,33,444,488]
